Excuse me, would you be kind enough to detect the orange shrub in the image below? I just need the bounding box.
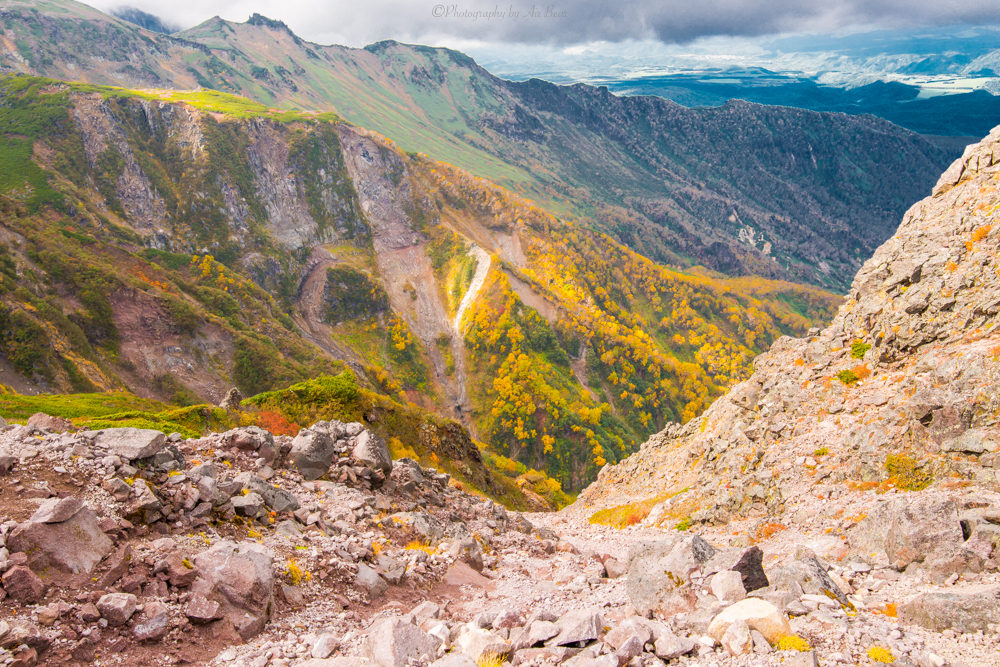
[852,363,871,380]
[255,410,300,437]
[751,522,786,543]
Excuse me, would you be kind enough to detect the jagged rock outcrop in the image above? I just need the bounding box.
[576,124,1000,523]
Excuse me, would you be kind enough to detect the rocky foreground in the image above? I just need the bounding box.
[2,412,997,667]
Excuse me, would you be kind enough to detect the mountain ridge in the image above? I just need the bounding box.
[0,0,955,291]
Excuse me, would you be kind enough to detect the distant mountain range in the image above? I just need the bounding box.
[0,0,956,291]
[468,26,1000,138]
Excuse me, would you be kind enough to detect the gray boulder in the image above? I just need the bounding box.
[30,497,83,524]
[768,554,848,606]
[627,534,715,615]
[0,443,14,473]
[289,428,337,481]
[7,499,113,575]
[942,429,997,454]
[127,479,164,522]
[363,617,441,667]
[885,496,964,569]
[229,426,274,452]
[356,563,388,599]
[653,631,697,660]
[548,608,604,647]
[517,620,561,649]
[232,492,265,517]
[388,511,444,542]
[899,586,1000,633]
[93,428,166,461]
[234,473,300,513]
[191,540,275,640]
[353,430,392,476]
[604,618,651,651]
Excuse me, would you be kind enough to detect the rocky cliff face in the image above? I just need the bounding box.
[575,123,1000,523]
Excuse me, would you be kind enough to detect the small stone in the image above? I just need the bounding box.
[548,608,603,646]
[707,598,791,645]
[721,618,752,656]
[711,570,747,603]
[96,593,137,627]
[356,563,388,599]
[185,595,222,624]
[79,603,101,622]
[363,617,442,667]
[312,633,340,659]
[653,632,697,659]
[231,492,264,517]
[132,600,169,641]
[1,566,45,604]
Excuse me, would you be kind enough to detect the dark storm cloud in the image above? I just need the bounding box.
[92,0,1000,46]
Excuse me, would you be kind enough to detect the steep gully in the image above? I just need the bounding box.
[293,126,560,434]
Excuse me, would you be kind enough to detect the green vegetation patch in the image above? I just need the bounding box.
[0,391,170,421]
[836,369,860,385]
[851,341,872,359]
[885,453,932,491]
[322,266,388,323]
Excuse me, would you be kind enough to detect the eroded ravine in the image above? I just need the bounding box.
[336,127,470,419]
[452,246,491,332]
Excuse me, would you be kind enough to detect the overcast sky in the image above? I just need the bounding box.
[87,0,1000,48]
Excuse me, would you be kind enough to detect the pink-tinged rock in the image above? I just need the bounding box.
[79,603,101,622]
[96,593,137,627]
[2,566,45,604]
[26,413,73,433]
[30,497,83,524]
[133,600,169,641]
[363,617,442,667]
[97,544,133,590]
[153,554,198,587]
[605,618,652,651]
[7,503,113,576]
[191,540,275,641]
[185,594,222,624]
